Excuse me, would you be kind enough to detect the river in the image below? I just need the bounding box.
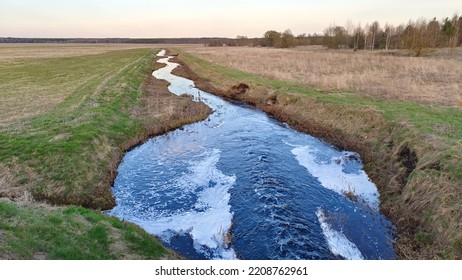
[106,50,395,260]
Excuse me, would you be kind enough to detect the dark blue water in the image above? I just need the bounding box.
[107,50,395,260]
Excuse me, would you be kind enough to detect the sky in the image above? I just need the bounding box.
[0,0,460,38]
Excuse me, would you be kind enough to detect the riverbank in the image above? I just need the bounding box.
[0,45,209,259]
[169,48,462,259]
[111,51,395,260]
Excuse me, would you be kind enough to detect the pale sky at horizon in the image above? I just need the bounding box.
[0,0,460,38]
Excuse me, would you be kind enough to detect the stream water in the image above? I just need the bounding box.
[107,50,395,260]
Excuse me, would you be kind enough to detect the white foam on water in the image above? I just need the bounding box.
[133,148,237,259]
[316,208,364,260]
[290,145,379,210]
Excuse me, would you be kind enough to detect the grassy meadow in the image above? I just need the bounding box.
[1,43,460,259]
[173,46,462,259]
[183,46,462,107]
[0,44,209,259]
[0,45,155,207]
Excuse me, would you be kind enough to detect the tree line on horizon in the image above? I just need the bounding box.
[234,13,462,56]
[2,13,461,57]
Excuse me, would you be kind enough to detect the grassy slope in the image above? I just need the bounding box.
[0,200,175,259]
[0,48,153,208]
[0,46,210,259]
[174,48,462,259]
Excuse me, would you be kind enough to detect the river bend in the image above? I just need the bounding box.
[107,50,395,260]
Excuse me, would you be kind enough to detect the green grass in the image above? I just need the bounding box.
[0,47,156,207]
[0,200,172,259]
[0,45,189,259]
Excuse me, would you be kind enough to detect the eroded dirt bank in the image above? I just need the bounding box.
[169,51,461,259]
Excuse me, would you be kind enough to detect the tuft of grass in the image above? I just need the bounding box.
[64,206,105,223]
[414,231,433,245]
[123,225,168,259]
[453,236,462,256]
[0,201,19,218]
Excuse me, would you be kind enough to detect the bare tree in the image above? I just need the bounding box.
[345,19,355,48]
[280,29,296,48]
[384,23,395,51]
[353,23,362,50]
[426,17,441,48]
[296,33,310,46]
[364,23,370,50]
[263,30,282,47]
[318,12,462,52]
[324,24,347,49]
[393,24,406,49]
[452,14,462,47]
[369,21,380,50]
[402,19,428,56]
[236,35,249,47]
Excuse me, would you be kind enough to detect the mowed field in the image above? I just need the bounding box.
[0,44,154,207]
[0,44,209,259]
[0,44,154,128]
[173,46,462,259]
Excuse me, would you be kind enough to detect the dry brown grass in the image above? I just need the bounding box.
[182,46,462,107]
[173,48,462,259]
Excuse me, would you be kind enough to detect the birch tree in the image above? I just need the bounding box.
[369,21,380,50]
[353,23,362,50]
[384,23,395,51]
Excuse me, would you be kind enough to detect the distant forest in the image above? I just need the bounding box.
[2,13,461,57]
[240,13,462,56]
[0,37,236,45]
